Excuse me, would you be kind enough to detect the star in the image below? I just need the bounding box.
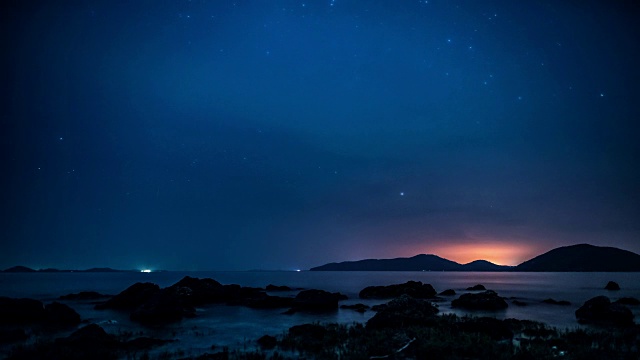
[400,192,405,196]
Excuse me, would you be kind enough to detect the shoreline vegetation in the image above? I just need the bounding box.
[1,276,638,359]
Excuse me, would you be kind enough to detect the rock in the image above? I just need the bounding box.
[439,289,456,296]
[366,294,439,328]
[0,297,45,324]
[130,289,195,325]
[266,284,291,291]
[60,291,112,300]
[466,284,486,291]
[575,296,633,326]
[340,303,370,313]
[0,328,28,344]
[605,281,620,291]
[371,304,387,312]
[95,282,160,310]
[451,290,508,310]
[458,317,513,341]
[167,276,226,305]
[290,289,345,311]
[257,335,277,349]
[9,323,172,359]
[614,297,640,306]
[359,281,437,299]
[44,302,81,326]
[512,300,527,306]
[542,298,571,306]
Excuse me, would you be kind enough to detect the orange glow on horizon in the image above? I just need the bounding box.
[425,243,535,266]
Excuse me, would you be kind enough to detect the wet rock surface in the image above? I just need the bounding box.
[366,294,439,328]
[451,290,508,310]
[542,298,571,306]
[575,296,634,326]
[605,281,621,290]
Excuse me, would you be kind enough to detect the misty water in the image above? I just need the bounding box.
[2,271,639,357]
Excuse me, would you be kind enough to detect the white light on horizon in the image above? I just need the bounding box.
[141,269,152,273]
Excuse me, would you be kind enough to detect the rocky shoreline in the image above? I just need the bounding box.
[1,277,638,359]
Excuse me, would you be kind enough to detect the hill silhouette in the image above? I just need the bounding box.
[514,244,640,272]
[310,244,640,272]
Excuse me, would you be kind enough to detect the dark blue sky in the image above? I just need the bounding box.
[2,1,639,270]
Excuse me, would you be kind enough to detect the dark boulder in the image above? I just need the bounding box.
[542,298,571,306]
[340,303,370,313]
[95,282,160,310]
[290,289,345,311]
[451,290,508,310]
[257,335,277,349]
[466,284,486,291]
[0,297,45,324]
[44,302,81,326]
[605,281,620,291]
[575,296,633,326]
[458,317,513,341]
[266,284,291,292]
[614,297,640,306]
[129,289,195,325]
[439,289,456,296]
[0,328,28,344]
[359,281,436,299]
[167,276,225,305]
[60,291,112,301]
[367,294,439,328]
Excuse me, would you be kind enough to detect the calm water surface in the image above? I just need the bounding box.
[1,271,639,357]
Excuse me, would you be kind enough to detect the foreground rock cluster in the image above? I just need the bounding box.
[94,276,347,325]
[2,278,639,359]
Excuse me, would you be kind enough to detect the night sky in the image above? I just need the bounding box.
[2,1,639,271]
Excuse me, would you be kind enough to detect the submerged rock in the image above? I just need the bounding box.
[366,294,439,328]
[542,298,571,306]
[605,281,620,291]
[266,284,292,292]
[466,284,486,291]
[451,290,508,310]
[575,296,633,326]
[359,281,437,299]
[614,297,640,306]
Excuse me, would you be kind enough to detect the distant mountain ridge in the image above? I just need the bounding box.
[310,254,512,272]
[310,244,640,272]
[2,266,137,273]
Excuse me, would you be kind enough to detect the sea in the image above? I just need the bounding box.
[1,271,639,358]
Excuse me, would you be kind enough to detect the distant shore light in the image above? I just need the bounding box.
[141,269,152,273]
